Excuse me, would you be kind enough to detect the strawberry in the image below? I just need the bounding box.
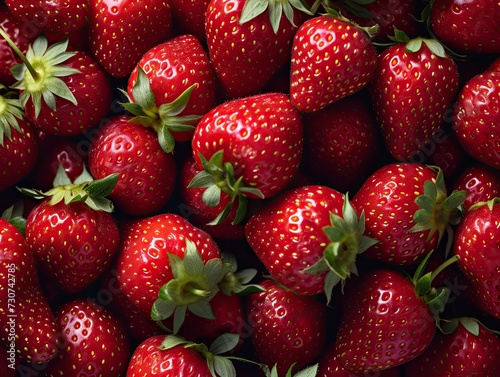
[452,71,500,169]
[87,115,178,217]
[453,198,500,319]
[170,0,211,43]
[429,0,500,53]
[5,0,91,35]
[369,31,459,161]
[245,278,328,376]
[0,215,60,365]
[87,0,172,78]
[123,34,217,153]
[402,317,500,376]
[205,0,312,99]
[452,164,500,211]
[289,8,378,112]
[189,92,303,224]
[44,299,131,377]
[351,163,465,265]
[21,166,120,294]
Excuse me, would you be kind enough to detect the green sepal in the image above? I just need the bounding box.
[439,316,500,337]
[1,201,26,236]
[266,362,319,377]
[219,252,265,296]
[323,4,379,38]
[0,85,25,146]
[469,197,500,212]
[335,0,377,19]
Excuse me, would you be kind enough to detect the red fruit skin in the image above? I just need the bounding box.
[126,335,212,376]
[452,164,500,211]
[334,269,436,374]
[402,320,500,377]
[88,115,178,217]
[0,219,60,365]
[352,163,439,265]
[45,299,131,377]
[0,118,39,193]
[115,213,221,314]
[170,0,210,43]
[245,185,344,295]
[370,42,459,161]
[24,49,113,136]
[88,0,172,78]
[453,71,500,169]
[246,279,328,376]
[192,92,303,199]
[430,0,500,53]
[290,15,378,112]
[25,200,120,294]
[454,202,500,319]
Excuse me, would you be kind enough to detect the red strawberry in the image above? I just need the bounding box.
[87,0,172,78]
[452,164,500,211]
[45,299,131,377]
[452,71,500,169]
[189,92,303,224]
[453,198,500,319]
[5,0,91,35]
[0,216,60,365]
[289,9,378,112]
[352,163,465,265]
[429,0,500,53]
[123,34,217,152]
[370,32,459,161]
[205,0,312,98]
[170,0,211,43]
[403,317,500,376]
[88,115,178,217]
[22,167,120,293]
[246,278,328,376]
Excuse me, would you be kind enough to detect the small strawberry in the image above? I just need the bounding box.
[44,299,131,377]
[87,0,172,77]
[369,31,459,161]
[452,71,500,169]
[289,7,378,112]
[453,198,500,319]
[452,164,500,211]
[21,166,120,294]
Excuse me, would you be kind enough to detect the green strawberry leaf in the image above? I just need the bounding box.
[0,86,25,146]
[209,333,240,355]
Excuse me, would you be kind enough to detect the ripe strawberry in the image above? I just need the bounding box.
[0,216,59,365]
[370,32,459,161]
[453,199,500,319]
[289,8,378,112]
[22,167,120,293]
[452,71,500,169]
[87,0,172,78]
[5,0,91,35]
[205,0,312,98]
[246,278,328,376]
[44,299,131,377]
[246,185,377,299]
[123,34,217,152]
[452,164,500,211]
[352,163,465,265]
[402,317,500,376]
[189,92,303,224]
[170,0,211,43]
[88,115,178,217]
[429,0,500,53]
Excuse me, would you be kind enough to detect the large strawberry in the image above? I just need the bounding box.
[21,166,120,293]
[189,92,303,224]
[44,299,131,377]
[453,198,500,319]
[370,31,459,161]
[87,0,172,78]
[205,0,312,99]
[289,7,378,112]
[352,163,465,265]
[452,71,500,169]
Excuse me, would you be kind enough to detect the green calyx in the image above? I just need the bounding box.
[440,316,500,336]
[120,67,202,154]
[322,4,379,38]
[219,252,264,296]
[18,165,118,213]
[239,0,314,34]
[188,150,265,225]
[0,84,25,146]
[0,30,81,118]
[1,201,26,236]
[151,239,233,334]
[303,194,378,304]
[387,27,448,58]
[469,197,500,212]
[266,363,319,377]
[411,166,466,256]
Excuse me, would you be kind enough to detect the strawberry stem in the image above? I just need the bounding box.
[0,27,39,81]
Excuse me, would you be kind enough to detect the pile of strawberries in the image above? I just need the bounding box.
[1,0,500,376]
